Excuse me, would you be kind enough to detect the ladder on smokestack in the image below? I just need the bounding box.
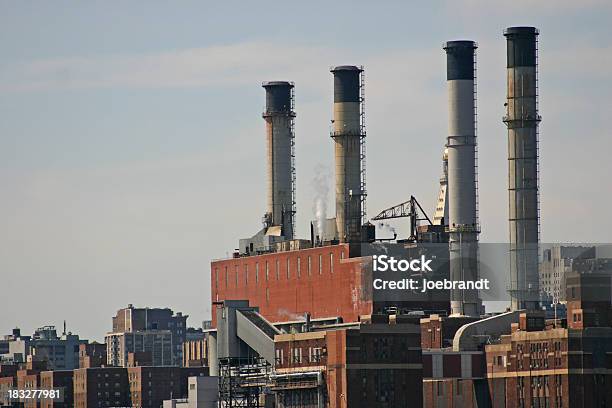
[289,82,297,237]
[359,66,367,225]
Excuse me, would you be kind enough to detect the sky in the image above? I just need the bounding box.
[1,0,611,341]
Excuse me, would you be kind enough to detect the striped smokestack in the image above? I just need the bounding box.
[503,27,541,310]
[330,66,365,243]
[262,81,296,239]
[444,41,481,316]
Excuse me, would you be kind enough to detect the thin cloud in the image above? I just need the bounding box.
[0,42,344,92]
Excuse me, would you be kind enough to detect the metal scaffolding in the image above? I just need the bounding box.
[218,357,270,407]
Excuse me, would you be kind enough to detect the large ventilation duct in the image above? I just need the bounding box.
[444,41,481,317]
[330,66,365,243]
[503,27,541,310]
[262,81,296,240]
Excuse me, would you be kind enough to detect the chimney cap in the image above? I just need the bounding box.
[330,65,362,72]
[504,26,539,37]
[443,40,477,50]
[262,81,293,88]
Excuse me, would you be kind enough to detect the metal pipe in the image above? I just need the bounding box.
[263,81,296,239]
[444,41,481,316]
[503,27,541,311]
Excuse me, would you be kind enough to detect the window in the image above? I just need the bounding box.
[307,256,311,276]
[256,263,259,283]
[235,265,239,287]
[456,379,463,396]
[330,253,334,273]
[266,288,270,303]
[245,264,249,285]
[319,254,323,274]
[437,381,444,396]
[292,347,302,364]
[276,260,280,280]
[265,261,269,281]
[286,258,290,279]
[225,266,228,288]
[309,347,322,363]
[275,349,284,365]
[215,268,219,288]
[297,257,301,278]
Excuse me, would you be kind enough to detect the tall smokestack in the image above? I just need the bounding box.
[330,66,365,243]
[503,27,541,310]
[262,81,296,240]
[444,41,481,316]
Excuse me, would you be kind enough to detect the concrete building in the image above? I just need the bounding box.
[106,330,173,367]
[1,326,87,370]
[540,245,597,302]
[183,338,207,367]
[109,305,187,366]
[0,327,30,364]
[30,326,87,370]
[163,376,219,408]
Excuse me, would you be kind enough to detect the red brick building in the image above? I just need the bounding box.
[422,349,488,407]
[484,273,612,408]
[40,370,74,408]
[211,244,371,326]
[272,316,423,408]
[127,366,207,408]
[78,342,107,369]
[0,375,15,406]
[420,314,479,349]
[73,367,130,408]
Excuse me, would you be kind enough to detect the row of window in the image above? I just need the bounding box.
[275,347,323,365]
[215,251,344,289]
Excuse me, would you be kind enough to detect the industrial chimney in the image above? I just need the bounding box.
[503,27,541,310]
[443,41,481,317]
[330,66,366,243]
[262,81,296,240]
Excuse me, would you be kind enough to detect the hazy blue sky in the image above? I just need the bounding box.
[1,1,611,341]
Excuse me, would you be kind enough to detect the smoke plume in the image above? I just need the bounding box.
[312,164,331,241]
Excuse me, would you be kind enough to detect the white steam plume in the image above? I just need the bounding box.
[311,164,331,242]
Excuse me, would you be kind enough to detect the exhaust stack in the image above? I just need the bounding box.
[330,66,366,243]
[503,27,541,310]
[262,81,296,240]
[444,41,481,316]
